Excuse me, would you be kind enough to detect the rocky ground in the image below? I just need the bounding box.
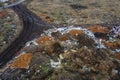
[0,8,22,53]
[0,0,120,80]
[0,0,120,53]
[0,25,120,80]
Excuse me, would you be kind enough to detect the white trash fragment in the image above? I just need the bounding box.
[50,58,61,68]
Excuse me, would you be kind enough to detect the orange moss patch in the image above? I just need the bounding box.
[102,41,120,49]
[39,12,54,22]
[69,30,84,38]
[59,30,84,41]
[38,40,54,54]
[0,11,8,18]
[36,36,53,44]
[59,33,69,41]
[116,52,120,60]
[44,16,54,22]
[40,12,48,17]
[87,25,109,33]
[10,53,33,69]
[36,36,55,54]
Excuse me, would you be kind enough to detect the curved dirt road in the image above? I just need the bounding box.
[0,4,52,68]
[0,3,120,69]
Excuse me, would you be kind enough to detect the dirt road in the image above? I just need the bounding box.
[0,4,51,68]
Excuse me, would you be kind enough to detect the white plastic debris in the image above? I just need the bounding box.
[42,25,106,49]
[25,39,39,47]
[82,65,91,72]
[115,49,120,53]
[95,39,106,49]
[112,69,118,76]
[59,54,64,59]
[50,58,61,68]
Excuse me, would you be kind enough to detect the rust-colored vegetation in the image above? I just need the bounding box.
[116,52,120,60]
[36,36,53,44]
[0,11,8,18]
[102,40,120,49]
[87,25,109,33]
[59,30,84,41]
[10,53,33,69]
[35,36,54,54]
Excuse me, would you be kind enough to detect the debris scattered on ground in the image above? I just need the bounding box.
[0,25,120,80]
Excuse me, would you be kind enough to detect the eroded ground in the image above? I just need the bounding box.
[1,0,120,53]
[0,25,120,80]
[0,0,120,80]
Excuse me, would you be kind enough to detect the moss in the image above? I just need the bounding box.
[41,63,52,73]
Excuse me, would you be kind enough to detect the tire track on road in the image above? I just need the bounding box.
[0,4,51,68]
